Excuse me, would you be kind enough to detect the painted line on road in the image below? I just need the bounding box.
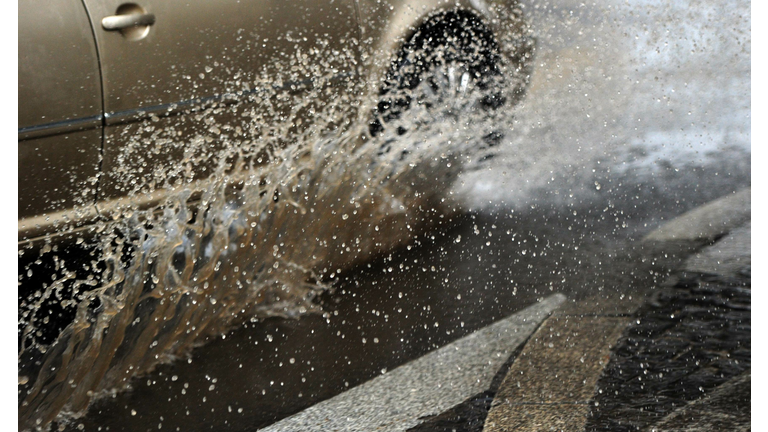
[259,294,566,432]
[683,221,751,278]
[643,187,750,243]
[484,315,630,432]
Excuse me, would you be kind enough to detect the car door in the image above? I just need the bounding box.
[18,0,103,242]
[80,0,362,214]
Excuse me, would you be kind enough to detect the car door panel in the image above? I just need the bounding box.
[18,0,103,240]
[80,0,362,208]
[18,130,103,240]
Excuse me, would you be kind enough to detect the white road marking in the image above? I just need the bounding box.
[260,294,566,432]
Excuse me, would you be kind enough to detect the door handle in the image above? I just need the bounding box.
[102,13,155,31]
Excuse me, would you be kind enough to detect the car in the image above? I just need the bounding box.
[18,0,533,428]
[19,0,532,246]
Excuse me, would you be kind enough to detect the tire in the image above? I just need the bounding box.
[369,10,507,138]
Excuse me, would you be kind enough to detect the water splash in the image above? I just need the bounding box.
[18,27,529,430]
[454,0,750,212]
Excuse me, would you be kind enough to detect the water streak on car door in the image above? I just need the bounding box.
[80,0,362,214]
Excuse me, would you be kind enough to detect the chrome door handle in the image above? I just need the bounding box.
[102,13,155,31]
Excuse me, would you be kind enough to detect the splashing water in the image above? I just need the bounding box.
[454,0,750,212]
[18,30,530,430]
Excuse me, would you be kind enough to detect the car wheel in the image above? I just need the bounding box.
[369,10,507,140]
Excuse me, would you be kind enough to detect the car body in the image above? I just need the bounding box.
[19,0,531,247]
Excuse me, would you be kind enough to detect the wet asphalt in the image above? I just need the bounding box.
[56,186,735,432]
